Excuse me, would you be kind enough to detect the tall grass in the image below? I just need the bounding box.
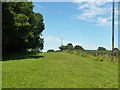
[64,50,119,63]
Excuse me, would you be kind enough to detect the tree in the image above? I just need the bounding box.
[97,47,107,50]
[59,45,66,51]
[47,49,54,52]
[2,2,45,54]
[2,2,16,53]
[67,43,73,50]
[114,48,119,50]
[27,13,45,50]
[74,45,84,50]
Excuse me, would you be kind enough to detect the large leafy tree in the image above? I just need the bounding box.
[27,13,44,50]
[2,2,16,52]
[2,2,45,53]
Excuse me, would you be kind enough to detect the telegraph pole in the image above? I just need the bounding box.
[61,38,63,46]
[112,0,115,62]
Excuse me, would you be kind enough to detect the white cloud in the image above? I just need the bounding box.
[45,35,60,42]
[97,17,111,26]
[78,4,89,9]
[74,1,118,26]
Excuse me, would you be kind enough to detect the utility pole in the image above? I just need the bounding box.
[61,38,63,46]
[112,0,115,62]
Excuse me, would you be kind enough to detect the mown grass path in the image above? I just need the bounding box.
[2,52,118,88]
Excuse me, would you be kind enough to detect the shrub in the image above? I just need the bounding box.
[56,50,61,52]
[47,49,55,52]
[97,47,107,50]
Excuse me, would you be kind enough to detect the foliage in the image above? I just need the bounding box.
[2,2,45,54]
[58,43,118,63]
[74,45,84,50]
[114,48,119,50]
[59,43,74,51]
[65,49,118,63]
[97,47,107,50]
[47,49,55,52]
[67,43,73,50]
[55,50,61,52]
[59,45,66,51]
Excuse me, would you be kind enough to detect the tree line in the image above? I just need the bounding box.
[58,43,119,51]
[59,43,84,51]
[2,2,45,54]
[47,43,119,52]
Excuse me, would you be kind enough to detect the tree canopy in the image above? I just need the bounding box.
[74,45,84,50]
[59,45,66,51]
[114,48,119,50]
[97,47,106,50]
[2,2,45,54]
[59,43,84,51]
[67,43,73,50]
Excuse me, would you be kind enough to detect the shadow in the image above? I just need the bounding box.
[29,56,44,59]
[2,52,44,61]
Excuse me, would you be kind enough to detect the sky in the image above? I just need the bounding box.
[33,1,119,52]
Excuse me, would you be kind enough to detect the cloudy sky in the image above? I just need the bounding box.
[33,1,118,52]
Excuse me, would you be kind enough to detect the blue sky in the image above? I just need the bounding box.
[33,2,118,52]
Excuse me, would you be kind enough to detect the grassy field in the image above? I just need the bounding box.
[2,52,118,88]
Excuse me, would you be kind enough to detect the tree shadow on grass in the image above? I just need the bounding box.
[29,56,44,59]
[2,52,44,61]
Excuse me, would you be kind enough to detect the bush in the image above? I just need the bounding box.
[56,50,61,52]
[47,49,55,52]
[74,45,84,50]
[97,47,107,50]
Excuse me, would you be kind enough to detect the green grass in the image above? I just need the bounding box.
[2,52,118,88]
